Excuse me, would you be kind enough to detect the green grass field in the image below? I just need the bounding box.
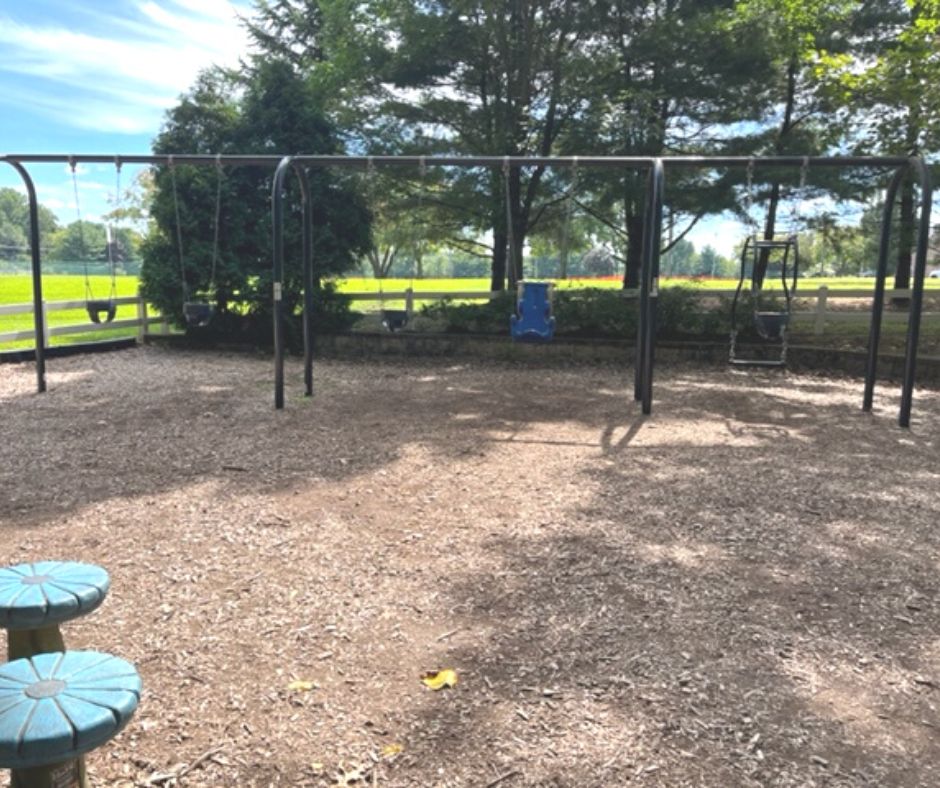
[3,272,938,351]
[0,275,143,350]
[336,275,940,293]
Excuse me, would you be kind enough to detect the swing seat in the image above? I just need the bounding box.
[183,302,214,328]
[381,309,408,332]
[510,282,555,343]
[754,311,789,340]
[86,299,117,324]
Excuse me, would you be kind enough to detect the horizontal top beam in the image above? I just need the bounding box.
[0,153,914,170]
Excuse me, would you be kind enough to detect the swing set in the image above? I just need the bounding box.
[2,152,932,429]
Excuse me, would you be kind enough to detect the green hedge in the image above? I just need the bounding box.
[420,286,764,340]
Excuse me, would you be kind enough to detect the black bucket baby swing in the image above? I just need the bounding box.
[367,156,425,332]
[168,155,224,328]
[70,157,119,324]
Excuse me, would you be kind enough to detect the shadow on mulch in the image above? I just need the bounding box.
[382,377,940,786]
[3,350,939,786]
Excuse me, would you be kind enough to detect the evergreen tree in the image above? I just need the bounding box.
[140,62,371,329]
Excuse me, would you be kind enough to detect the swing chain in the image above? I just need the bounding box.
[108,157,122,300]
[790,155,810,233]
[210,153,223,293]
[560,157,578,277]
[745,158,756,234]
[168,155,188,303]
[414,156,427,283]
[503,157,516,284]
[69,157,92,300]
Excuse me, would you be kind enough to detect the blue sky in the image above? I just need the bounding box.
[0,0,760,257]
[0,0,252,224]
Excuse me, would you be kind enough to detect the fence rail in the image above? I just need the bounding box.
[0,295,168,346]
[349,284,940,335]
[1,285,937,348]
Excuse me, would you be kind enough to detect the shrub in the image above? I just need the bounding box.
[183,281,357,350]
[420,292,517,334]
[552,288,638,337]
[418,286,735,340]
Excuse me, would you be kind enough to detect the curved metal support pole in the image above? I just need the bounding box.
[899,156,933,428]
[0,158,46,393]
[272,156,292,410]
[863,166,906,412]
[640,159,665,416]
[291,162,315,397]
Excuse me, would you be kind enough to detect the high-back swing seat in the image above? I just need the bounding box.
[183,301,214,328]
[729,234,799,368]
[86,299,117,324]
[381,309,408,332]
[510,281,556,342]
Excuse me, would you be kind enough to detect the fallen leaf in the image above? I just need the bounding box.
[287,680,316,692]
[421,669,458,690]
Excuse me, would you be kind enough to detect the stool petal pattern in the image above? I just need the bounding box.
[0,562,110,630]
[0,651,141,770]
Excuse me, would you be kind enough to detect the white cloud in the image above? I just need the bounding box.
[0,1,253,135]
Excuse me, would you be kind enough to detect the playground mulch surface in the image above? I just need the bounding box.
[2,347,940,787]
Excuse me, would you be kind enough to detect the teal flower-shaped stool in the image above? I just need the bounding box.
[0,651,141,788]
[0,563,110,661]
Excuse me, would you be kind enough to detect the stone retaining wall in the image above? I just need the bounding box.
[142,331,940,387]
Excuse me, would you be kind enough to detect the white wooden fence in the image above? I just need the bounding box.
[0,295,167,347]
[347,284,939,335]
[0,285,936,348]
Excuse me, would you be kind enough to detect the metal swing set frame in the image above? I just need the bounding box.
[1,152,932,427]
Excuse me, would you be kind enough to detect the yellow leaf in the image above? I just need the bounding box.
[287,679,316,692]
[421,669,458,690]
[380,743,404,759]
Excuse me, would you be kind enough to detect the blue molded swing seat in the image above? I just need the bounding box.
[510,282,555,343]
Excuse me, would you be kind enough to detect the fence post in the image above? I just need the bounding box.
[137,292,148,343]
[814,285,828,335]
[41,301,50,348]
[405,287,414,320]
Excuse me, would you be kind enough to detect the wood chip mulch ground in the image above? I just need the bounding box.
[2,347,939,787]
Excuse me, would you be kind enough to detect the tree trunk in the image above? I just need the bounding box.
[756,181,781,287]
[894,176,915,293]
[491,227,508,291]
[623,213,645,289]
[507,166,524,288]
[756,56,797,284]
